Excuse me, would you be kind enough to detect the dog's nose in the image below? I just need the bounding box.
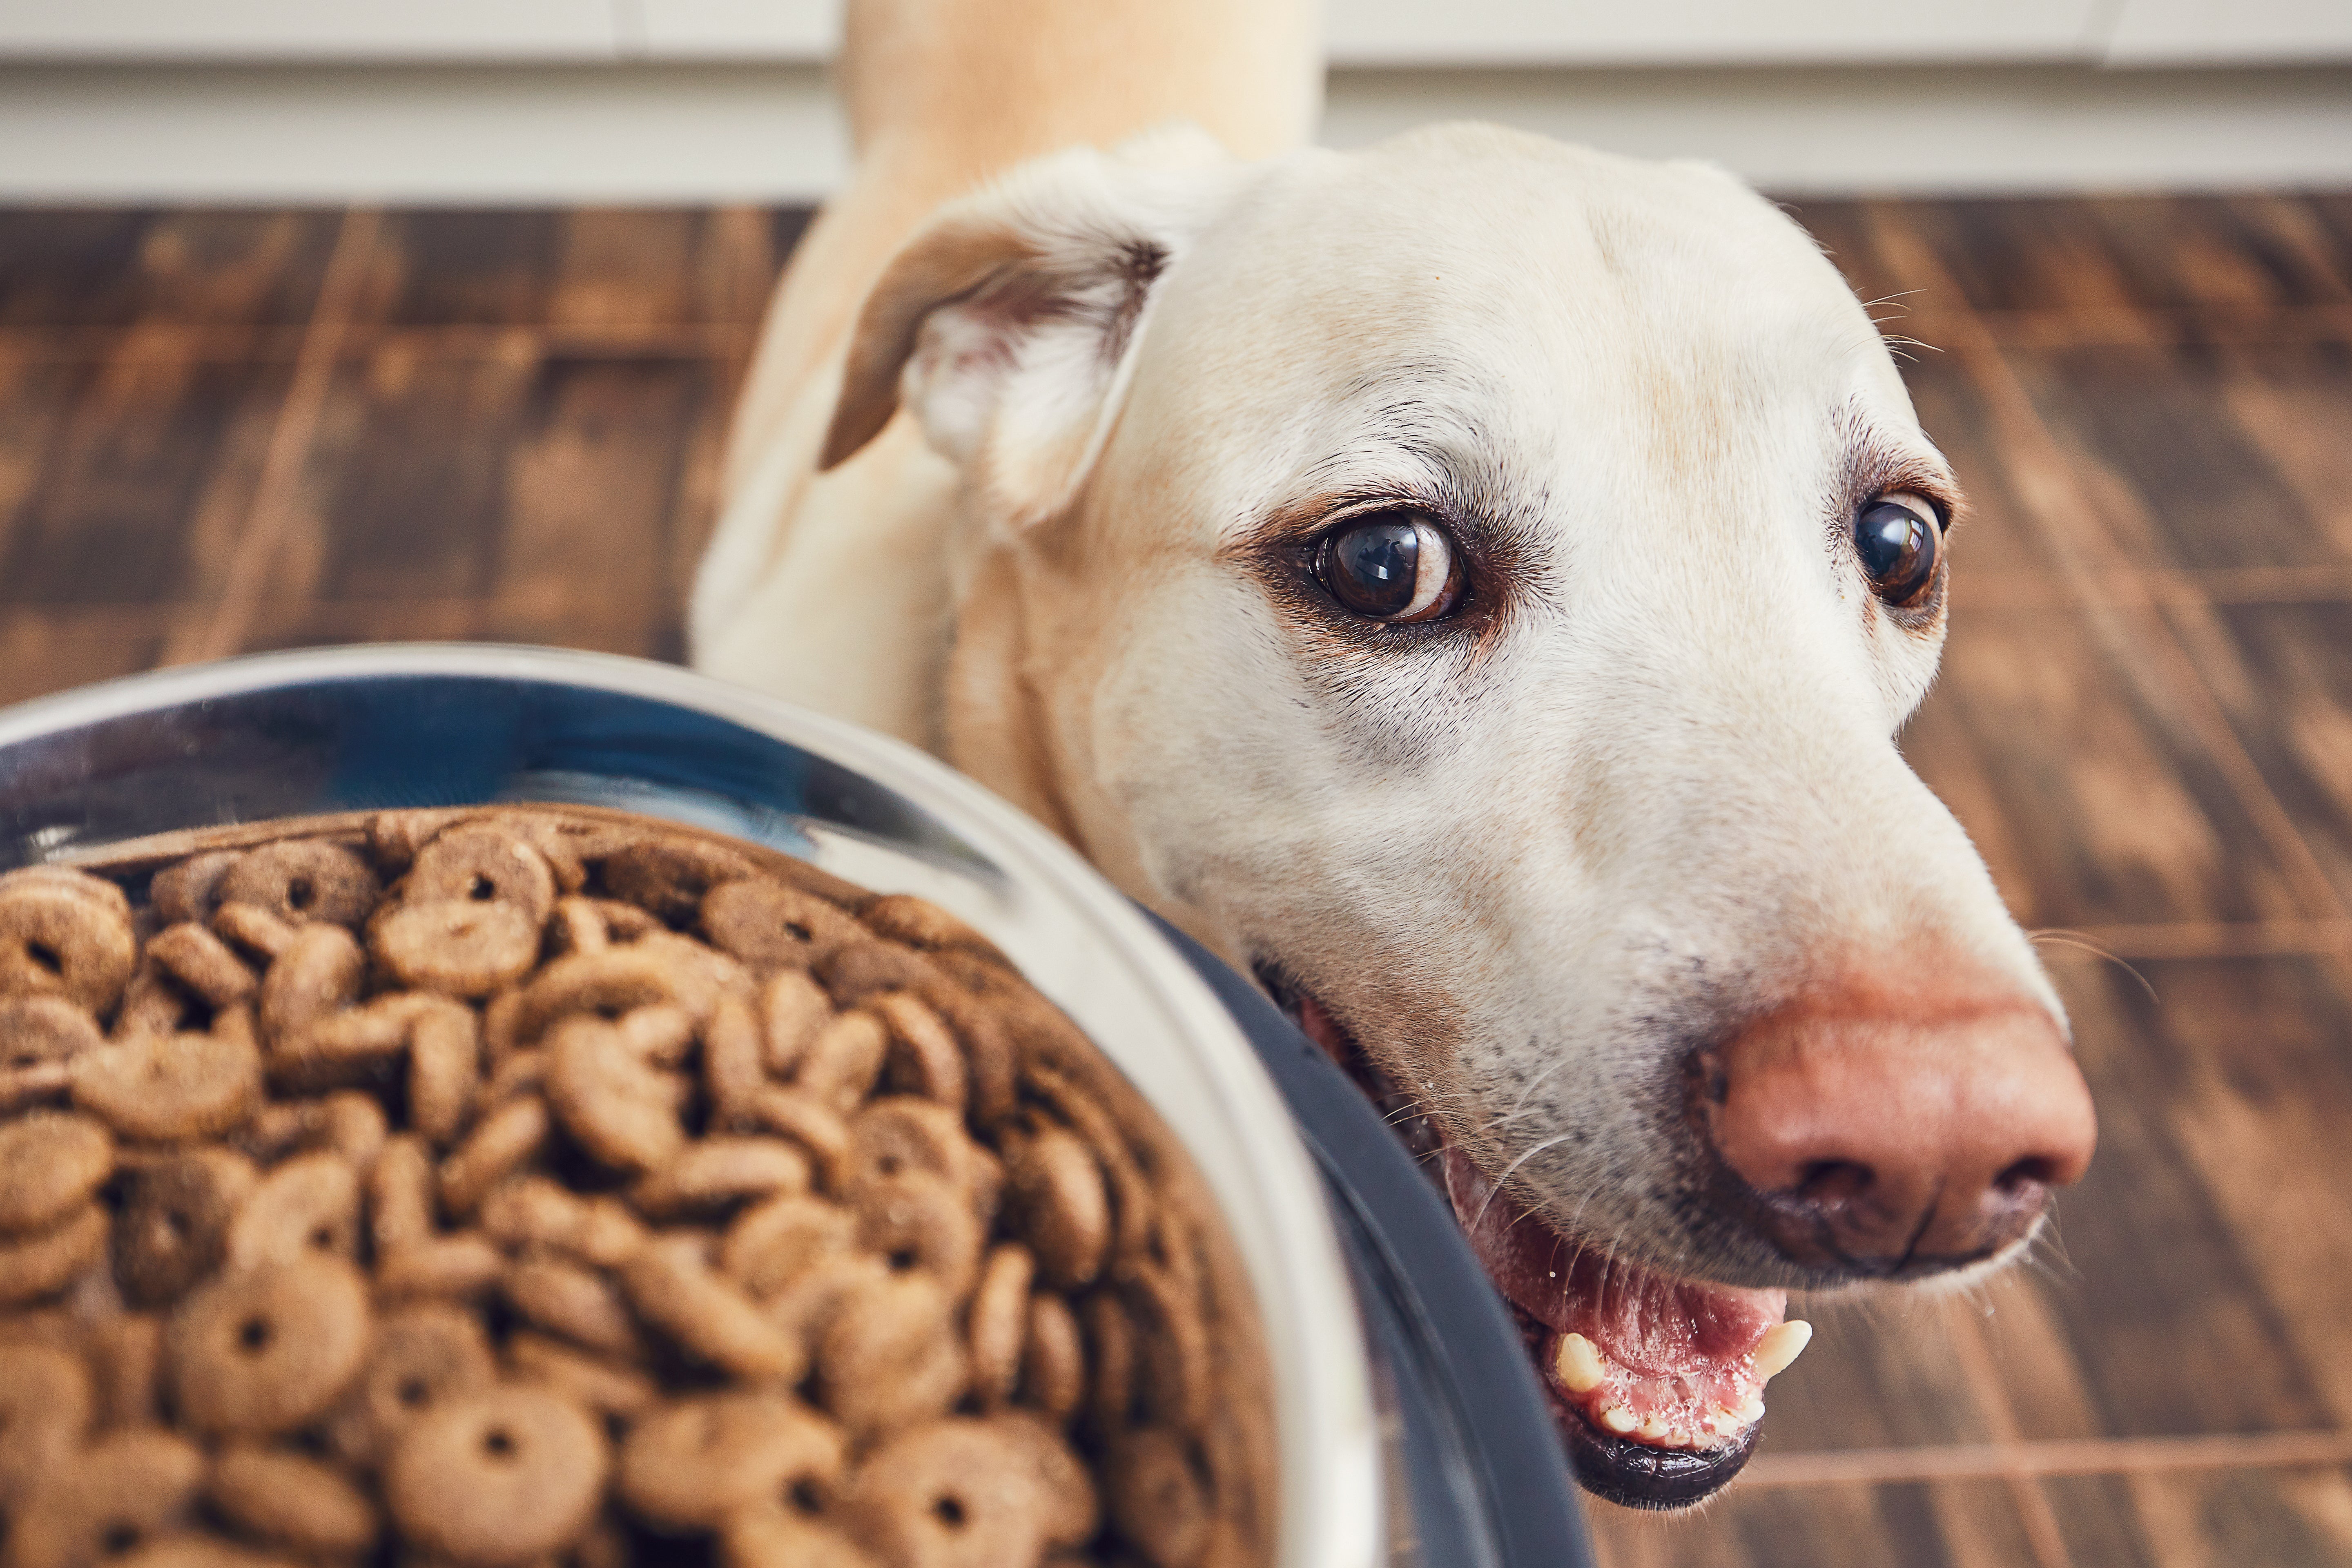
[1701,990,2096,1276]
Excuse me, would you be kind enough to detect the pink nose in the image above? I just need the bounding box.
[1702,981,2097,1276]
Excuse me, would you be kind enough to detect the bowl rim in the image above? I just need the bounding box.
[0,641,1383,1568]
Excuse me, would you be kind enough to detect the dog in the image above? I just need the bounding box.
[691,0,2098,1512]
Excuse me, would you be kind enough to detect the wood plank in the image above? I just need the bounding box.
[0,207,340,328]
[1587,1477,2047,1568]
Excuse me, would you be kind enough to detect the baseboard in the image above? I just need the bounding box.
[2,60,2348,204]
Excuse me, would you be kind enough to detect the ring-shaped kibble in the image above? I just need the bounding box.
[71,1028,263,1142]
[145,923,256,1010]
[620,1235,802,1384]
[113,1149,256,1308]
[718,1508,876,1568]
[813,942,946,1010]
[845,1415,1097,1568]
[1020,1294,1086,1421]
[965,1244,1035,1407]
[213,841,379,929]
[815,1273,966,1440]
[544,1015,685,1175]
[0,1343,92,1503]
[0,1110,112,1235]
[325,1303,497,1468]
[699,879,865,973]
[1,1427,205,1568]
[0,996,103,1071]
[719,1194,858,1302]
[1003,1124,1110,1291]
[225,1151,359,1271]
[256,925,365,1045]
[405,824,559,928]
[1106,1425,1214,1568]
[851,1172,983,1300]
[1121,1263,1214,1432]
[602,838,757,927]
[0,1202,108,1308]
[514,950,685,1046]
[0,875,138,1014]
[847,1098,989,1206]
[758,969,833,1077]
[167,1254,372,1438]
[617,1391,845,1530]
[793,1011,888,1115]
[382,1385,608,1568]
[856,894,1004,962]
[631,1137,811,1222]
[437,1096,551,1218]
[205,1444,380,1558]
[372,900,541,999]
[149,850,243,927]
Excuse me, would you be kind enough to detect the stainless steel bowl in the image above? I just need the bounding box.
[0,642,1383,1568]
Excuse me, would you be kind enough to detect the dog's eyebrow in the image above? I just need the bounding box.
[1836,408,1962,526]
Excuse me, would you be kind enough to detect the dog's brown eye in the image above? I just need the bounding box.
[1313,512,1464,623]
[1855,493,1942,607]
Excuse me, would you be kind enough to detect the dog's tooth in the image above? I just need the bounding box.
[1553,1332,1607,1394]
[1635,1414,1670,1442]
[1735,1392,1766,1425]
[1754,1319,1814,1381]
[1598,1404,1639,1435]
[1706,1407,1744,1437]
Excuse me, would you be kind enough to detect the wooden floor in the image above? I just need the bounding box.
[5,194,2352,1568]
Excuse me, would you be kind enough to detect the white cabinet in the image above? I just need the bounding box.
[0,0,617,58]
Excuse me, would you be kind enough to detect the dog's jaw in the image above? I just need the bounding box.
[1269,976,1809,1510]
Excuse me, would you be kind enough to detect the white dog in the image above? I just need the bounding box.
[693,0,2098,1510]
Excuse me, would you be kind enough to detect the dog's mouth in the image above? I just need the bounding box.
[1267,979,1811,1511]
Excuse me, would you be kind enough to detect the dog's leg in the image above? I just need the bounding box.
[693,0,1320,746]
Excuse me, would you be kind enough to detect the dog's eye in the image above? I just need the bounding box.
[1854,493,1942,607]
[1313,512,1465,623]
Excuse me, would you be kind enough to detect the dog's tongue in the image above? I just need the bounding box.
[1441,1146,1805,1450]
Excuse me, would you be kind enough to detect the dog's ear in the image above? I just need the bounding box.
[819,136,1235,525]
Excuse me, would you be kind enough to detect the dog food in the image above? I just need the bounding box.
[0,807,1272,1568]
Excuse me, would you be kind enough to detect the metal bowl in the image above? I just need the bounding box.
[0,642,1382,1568]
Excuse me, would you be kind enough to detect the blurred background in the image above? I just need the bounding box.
[2,4,2351,1566]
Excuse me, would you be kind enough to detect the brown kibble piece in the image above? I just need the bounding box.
[843,1414,1096,1568]
[0,1111,111,1235]
[215,840,379,928]
[719,1194,858,1302]
[795,1011,888,1114]
[71,1026,262,1142]
[87,1312,164,1430]
[383,1385,607,1568]
[701,993,766,1129]
[207,1444,380,1557]
[618,1391,844,1530]
[439,1096,551,1217]
[700,879,863,972]
[504,1332,658,1420]
[0,996,104,1070]
[327,1304,496,1467]
[1020,1294,1086,1421]
[758,969,832,1077]
[375,1236,506,1302]
[544,1016,683,1175]
[146,922,256,1008]
[0,1204,107,1307]
[0,1343,90,1503]
[167,1255,371,1437]
[857,896,1004,962]
[968,1245,1036,1407]
[622,1235,800,1383]
[370,1134,435,1251]
[502,1259,642,1359]
[0,868,138,1015]
[114,1148,257,1307]
[721,1509,878,1568]
[227,1151,360,1270]
[1106,1427,1213,1568]
[210,902,297,962]
[1083,1291,1135,1435]
[258,925,365,1044]
[373,900,542,999]
[745,1086,851,1188]
[631,1138,811,1221]
[1123,1264,1213,1431]
[817,1274,965,1438]
[479,1177,645,1268]
[603,838,756,926]
[814,944,945,1010]
[150,852,242,926]
[406,824,559,928]
[851,1174,982,1300]
[407,997,481,1144]
[1005,1125,1110,1291]
[848,1098,995,1213]
[2,1427,204,1568]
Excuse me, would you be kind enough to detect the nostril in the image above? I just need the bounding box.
[1995,1155,2057,1191]
[1794,1159,1873,1203]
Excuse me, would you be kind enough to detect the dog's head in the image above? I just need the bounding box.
[822,123,2097,1508]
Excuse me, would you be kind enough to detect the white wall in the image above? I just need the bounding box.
[0,1,2348,201]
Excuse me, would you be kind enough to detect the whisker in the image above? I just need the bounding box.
[2027,929,2160,1004]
